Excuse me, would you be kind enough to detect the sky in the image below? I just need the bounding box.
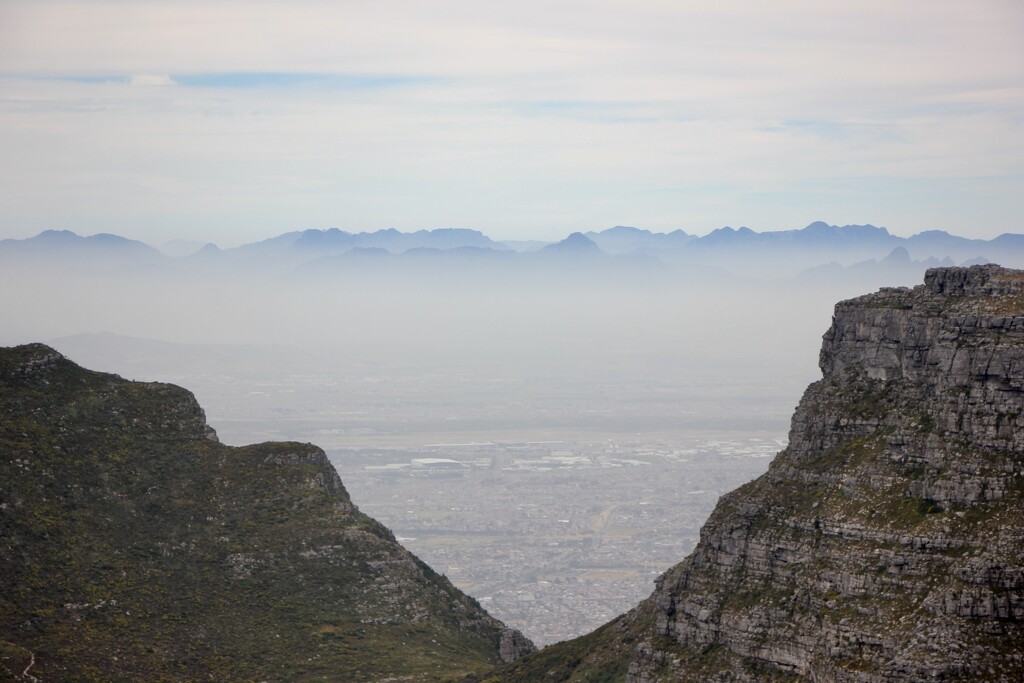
[1,0,1022,246]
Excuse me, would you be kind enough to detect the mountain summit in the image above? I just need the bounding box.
[0,345,532,681]
[539,232,604,255]
[481,265,1024,682]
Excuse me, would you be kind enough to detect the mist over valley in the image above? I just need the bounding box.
[4,221,1020,645]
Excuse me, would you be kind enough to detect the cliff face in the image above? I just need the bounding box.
[0,344,532,682]
[481,265,1024,682]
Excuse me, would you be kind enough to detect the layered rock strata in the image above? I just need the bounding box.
[481,265,1024,682]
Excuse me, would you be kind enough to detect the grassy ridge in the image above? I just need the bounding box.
[0,344,516,681]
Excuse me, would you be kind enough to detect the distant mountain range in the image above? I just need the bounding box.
[2,222,1022,285]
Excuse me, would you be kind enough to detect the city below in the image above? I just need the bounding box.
[333,436,781,645]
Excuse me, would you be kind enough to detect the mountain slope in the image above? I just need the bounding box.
[0,344,531,682]
[479,264,1024,682]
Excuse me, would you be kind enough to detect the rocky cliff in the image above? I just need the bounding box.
[478,264,1024,682]
[0,344,532,682]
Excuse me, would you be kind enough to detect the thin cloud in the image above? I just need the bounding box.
[130,74,176,87]
[0,1,1021,242]
[171,72,430,90]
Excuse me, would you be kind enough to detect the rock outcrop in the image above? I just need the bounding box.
[0,344,532,682]
[480,265,1024,682]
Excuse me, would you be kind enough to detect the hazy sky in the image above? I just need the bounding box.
[1,1,1022,246]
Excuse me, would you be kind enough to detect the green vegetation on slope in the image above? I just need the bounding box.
[0,344,521,682]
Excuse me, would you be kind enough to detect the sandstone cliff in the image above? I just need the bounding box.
[0,344,532,682]
[479,265,1024,682]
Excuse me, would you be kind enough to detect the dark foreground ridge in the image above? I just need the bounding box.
[0,344,532,682]
[477,264,1024,682]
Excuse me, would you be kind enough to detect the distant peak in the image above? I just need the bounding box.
[802,221,888,235]
[601,225,650,236]
[560,232,601,249]
[428,227,485,236]
[20,229,159,254]
[36,229,80,240]
[89,232,142,245]
[881,246,911,263]
[301,227,348,236]
[702,226,753,241]
[539,232,604,255]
